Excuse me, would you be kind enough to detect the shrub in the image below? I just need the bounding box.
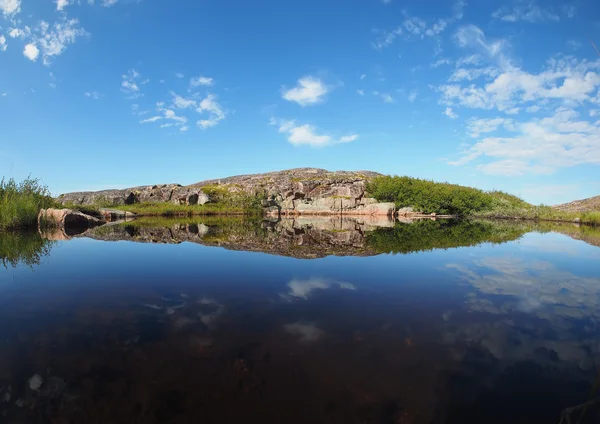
[0,176,56,230]
[366,175,501,215]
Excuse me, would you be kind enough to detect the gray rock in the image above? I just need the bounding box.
[98,208,136,221]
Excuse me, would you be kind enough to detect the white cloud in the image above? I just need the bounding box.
[466,117,514,137]
[360,74,366,80]
[1,92,6,97]
[0,35,6,52]
[180,126,189,132]
[382,0,391,4]
[56,0,71,11]
[373,2,465,49]
[25,19,88,66]
[0,0,20,17]
[175,72,184,79]
[196,93,226,128]
[439,65,600,112]
[23,43,39,61]
[444,107,458,119]
[356,89,364,96]
[282,76,328,106]
[371,27,402,50]
[492,3,560,23]
[140,116,162,124]
[171,92,196,109]
[284,322,324,343]
[372,91,394,103]
[164,109,187,124]
[408,90,418,102]
[450,66,499,81]
[9,27,29,38]
[190,76,214,87]
[121,69,143,97]
[454,25,509,62]
[432,58,452,68]
[102,0,118,6]
[84,91,102,100]
[339,134,359,143]
[271,118,358,147]
[449,108,600,175]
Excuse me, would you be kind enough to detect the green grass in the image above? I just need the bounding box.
[0,231,55,268]
[0,177,56,231]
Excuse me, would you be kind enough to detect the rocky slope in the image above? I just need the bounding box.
[57,168,396,217]
[553,195,600,213]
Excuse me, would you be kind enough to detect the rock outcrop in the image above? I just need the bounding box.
[57,168,395,217]
[553,195,600,213]
[38,208,103,229]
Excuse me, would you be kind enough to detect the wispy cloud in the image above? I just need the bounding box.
[372,91,394,103]
[372,1,466,49]
[190,76,214,87]
[492,2,560,23]
[196,94,226,128]
[0,35,6,52]
[444,107,458,119]
[19,18,88,66]
[84,91,103,100]
[282,76,328,106]
[121,69,147,98]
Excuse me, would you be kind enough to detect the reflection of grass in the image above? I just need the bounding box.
[366,219,529,254]
[0,231,54,268]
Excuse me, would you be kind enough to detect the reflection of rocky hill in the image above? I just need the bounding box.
[76,217,391,259]
[57,217,540,259]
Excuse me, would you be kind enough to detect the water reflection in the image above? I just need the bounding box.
[0,231,54,268]
[0,220,599,422]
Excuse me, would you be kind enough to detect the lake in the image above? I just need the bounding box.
[1,217,599,423]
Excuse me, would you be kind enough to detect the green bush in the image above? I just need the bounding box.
[366,175,511,215]
[0,176,56,230]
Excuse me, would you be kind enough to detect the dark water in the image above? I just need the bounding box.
[1,218,600,423]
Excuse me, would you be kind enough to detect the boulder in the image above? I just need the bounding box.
[355,202,396,216]
[38,208,104,229]
[397,207,415,216]
[98,208,137,222]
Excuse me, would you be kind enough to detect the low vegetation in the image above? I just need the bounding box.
[0,177,56,231]
[367,175,600,225]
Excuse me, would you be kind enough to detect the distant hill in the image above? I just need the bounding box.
[552,196,600,213]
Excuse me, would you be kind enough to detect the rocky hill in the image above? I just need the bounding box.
[552,195,600,213]
[57,168,396,217]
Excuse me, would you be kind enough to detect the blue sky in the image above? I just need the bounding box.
[1,0,599,204]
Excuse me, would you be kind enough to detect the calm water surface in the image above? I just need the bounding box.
[1,218,599,423]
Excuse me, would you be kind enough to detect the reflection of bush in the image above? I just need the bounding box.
[366,219,527,254]
[0,231,54,268]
